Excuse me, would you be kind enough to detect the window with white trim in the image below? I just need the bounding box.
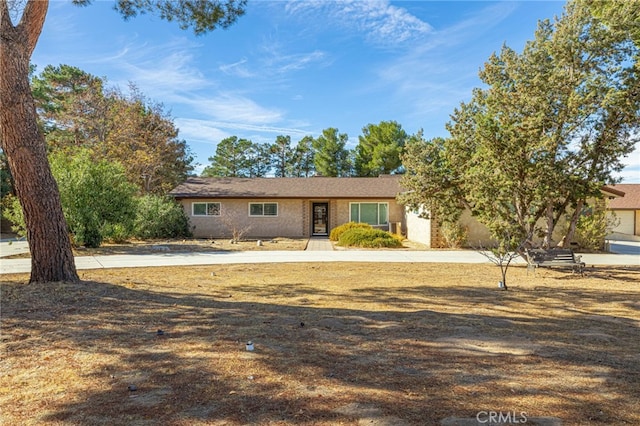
[249,202,278,217]
[192,202,221,216]
[350,202,388,225]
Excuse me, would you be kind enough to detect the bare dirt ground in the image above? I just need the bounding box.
[1,236,430,258]
[1,237,309,259]
[1,261,639,425]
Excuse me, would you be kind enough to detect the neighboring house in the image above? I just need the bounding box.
[169,176,406,239]
[607,184,640,239]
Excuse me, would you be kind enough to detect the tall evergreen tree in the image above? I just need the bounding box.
[247,142,272,177]
[291,135,316,177]
[31,64,109,151]
[202,136,254,177]
[312,128,352,177]
[270,135,293,177]
[579,0,640,47]
[355,120,407,176]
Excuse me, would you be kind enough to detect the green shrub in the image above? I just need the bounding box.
[575,208,618,251]
[329,222,372,241]
[440,221,468,248]
[133,194,191,239]
[50,150,137,248]
[2,194,26,237]
[337,227,403,248]
[103,223,131,244]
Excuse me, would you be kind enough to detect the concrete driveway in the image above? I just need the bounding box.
[0,239,29,258]
[607,239,640,255]
[1,241,638,275]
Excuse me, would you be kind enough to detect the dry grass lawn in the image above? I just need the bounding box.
[1,261,639,425]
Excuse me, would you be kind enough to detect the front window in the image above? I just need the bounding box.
[192,202,220,216]
[249,202,278,217]
[350,202,388,225]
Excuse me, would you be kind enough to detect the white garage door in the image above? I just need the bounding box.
[611,210,635,235]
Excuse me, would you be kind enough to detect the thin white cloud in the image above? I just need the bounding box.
[365,2,521,128]
[175,118,230,146]
[176,93,284,125]
[95,39,211,98]
[285,0,432,47]
[273,50,328,73]
[205,121,312,137]
[176,117,313,145]
[219,48,329,80]
[218,58,255,78]
[38,1,85,42]
[431,2,519,48]
[377,1,519,83]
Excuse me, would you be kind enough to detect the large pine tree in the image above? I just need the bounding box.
[0,0,246,283]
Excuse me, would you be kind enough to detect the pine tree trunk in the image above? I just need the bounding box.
[1,0,79,283]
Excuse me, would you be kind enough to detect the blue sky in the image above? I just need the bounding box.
[32,0,639,182]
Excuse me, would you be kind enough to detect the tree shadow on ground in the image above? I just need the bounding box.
[1,265,639,425]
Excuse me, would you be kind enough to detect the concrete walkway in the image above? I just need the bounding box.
[0,239,30,258]
[305,237,334,251]
[1,240,638,275]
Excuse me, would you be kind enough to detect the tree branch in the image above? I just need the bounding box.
[17,0,48,57]
[0,0,13,36]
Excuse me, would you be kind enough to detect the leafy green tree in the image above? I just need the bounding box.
[0,150,16,236]
[401,2,639,249]
[355,120,407,176]
[105,85,194,194]
[578,0,640,47]
[290,135,315,177]
[399,132,470,226]
[31,69,194,194]
[49,149,137,248]
[202,136,254,177]
[312,128,352,177]
[0,0,246,283]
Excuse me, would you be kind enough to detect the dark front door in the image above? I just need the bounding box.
[312,203,329,235]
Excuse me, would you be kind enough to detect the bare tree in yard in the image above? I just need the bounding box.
[0,0,246,283]
[475,231,532,291]
[219,210,251,243]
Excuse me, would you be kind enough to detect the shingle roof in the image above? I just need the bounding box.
[608,184,640,209]
[169,176,404,199]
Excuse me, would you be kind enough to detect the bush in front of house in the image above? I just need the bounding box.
[337,227,404,248]
[50,150,137,248]
[2,167,191,245]
[329,221,372,241]
[2,195,26,237]
[133,194,192,239]
[439,221,468,248]
[574,208,619,251]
